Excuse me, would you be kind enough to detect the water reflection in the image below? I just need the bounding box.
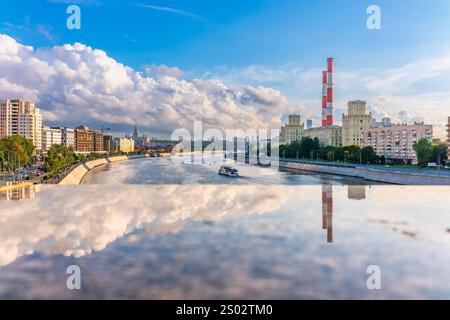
[0,183,370,267]
[0,184,38,201]
[322,184,333,243]
[2,183,450,299]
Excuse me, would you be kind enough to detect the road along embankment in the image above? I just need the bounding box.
[59,155,150,185]
[280,160,450,185]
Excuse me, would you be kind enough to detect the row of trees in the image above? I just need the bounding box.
[279,137,379,164]
[280,137,448,167]
[0,135,35,172]
[43,144,78,177]
[43,145,136,179]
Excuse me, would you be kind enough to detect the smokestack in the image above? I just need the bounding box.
[326,58,334,126]
[322,71,327,127]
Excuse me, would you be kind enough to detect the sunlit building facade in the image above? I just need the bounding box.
[361,121,433,164]
[342,100,372,147]
[119,138,135,153]
[304,126,343,147]
[280,115,305,144]
[0,99,42,151]
[61,127,75,148]
[42,126,62,151]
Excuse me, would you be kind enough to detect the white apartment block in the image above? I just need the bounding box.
[61,127,75,148]
[0,99,42,151]
[42,126,62,151]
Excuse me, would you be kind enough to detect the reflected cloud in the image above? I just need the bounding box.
[2,184,450,299]
[0,184,304,266]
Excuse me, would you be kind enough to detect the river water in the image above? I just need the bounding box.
[1,157,450,299]
[81,155,373,185]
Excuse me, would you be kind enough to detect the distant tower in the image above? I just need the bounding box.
[307,119,313,130]
[133,123,138,141]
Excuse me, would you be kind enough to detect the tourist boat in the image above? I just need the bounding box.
[218,166,239,177]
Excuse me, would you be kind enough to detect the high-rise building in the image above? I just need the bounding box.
[42,126,62,151]
[342,100,372,146]
[307,119,313,130]
[361,120,433,164]
[0,99,42,151]
[61,127,75,148]
[133,124,139,142]
[280,115,305,144]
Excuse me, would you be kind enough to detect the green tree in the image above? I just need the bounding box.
[0,135,35,171]
[44,144,76,174]
[413,138,432,167]
[361,146,378,164]
[299,137,318,159]
[431,143,447,165]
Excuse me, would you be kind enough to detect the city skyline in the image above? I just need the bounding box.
[0,1,449,139]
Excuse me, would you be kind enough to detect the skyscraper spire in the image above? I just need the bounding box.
[133,122,138,141]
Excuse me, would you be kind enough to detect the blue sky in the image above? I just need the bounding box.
[2,0,450,69]
[0,0,449,138]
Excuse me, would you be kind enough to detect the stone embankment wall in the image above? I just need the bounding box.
[59,155,150,185]
[280,161,450,185]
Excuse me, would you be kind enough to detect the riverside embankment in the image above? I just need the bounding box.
[59,154,150,185]
[280,160,450,185]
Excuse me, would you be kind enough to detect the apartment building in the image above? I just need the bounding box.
[0,99,42,151]
[61,127,75,148]
[361,121,433,164]
[42,126,62,151]
[75,126,104,153]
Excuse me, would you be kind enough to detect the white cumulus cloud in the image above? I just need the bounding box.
[0,34,298,136]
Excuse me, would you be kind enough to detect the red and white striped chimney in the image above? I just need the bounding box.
[326,58,334,126]
[322,71,327,127]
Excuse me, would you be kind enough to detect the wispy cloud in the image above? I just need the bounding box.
[135,3,210,23]
[46,0,102,5]
[2,19,59,44]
